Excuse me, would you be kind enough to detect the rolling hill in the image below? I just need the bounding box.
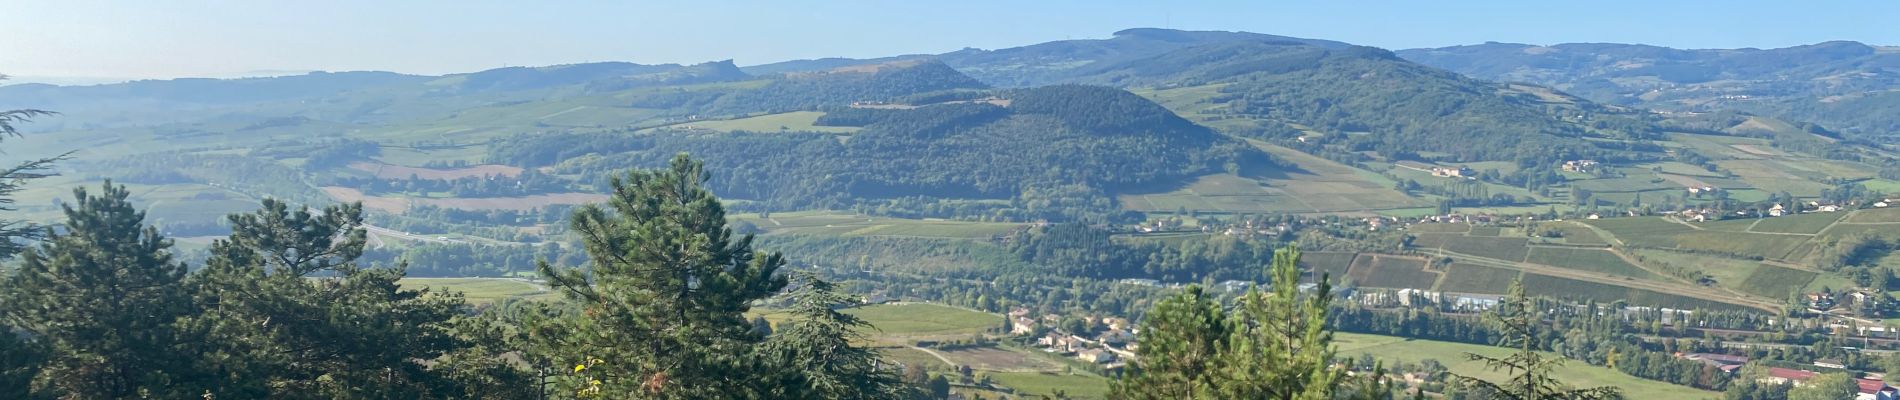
[1398,40,1900,141]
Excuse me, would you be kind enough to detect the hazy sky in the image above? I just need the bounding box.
[5,0,1898,81]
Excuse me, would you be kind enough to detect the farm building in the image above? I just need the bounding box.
[1762,367,1817,385]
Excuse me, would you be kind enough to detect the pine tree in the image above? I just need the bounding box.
[1112,285,1228,399]
[531,154,788,398]
[0,77,61,399]
[761,273,911,399]
[1115,244,1346,399]
[0,183,192,398]
[1214,244,1342,399]
[179,199,472,398]
[1453,280,1621,400]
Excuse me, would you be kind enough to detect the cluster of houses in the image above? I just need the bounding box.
[1009,308,1137,368]
[1664,197,1890,222]
[1678,353,1900,400]
[1562,159,1600,173]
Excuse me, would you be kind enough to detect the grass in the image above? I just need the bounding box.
[1525,247,1658,280]
[1119,141,1423,214]
[1739,266,1820,299]
[1628,249,1763,294]
[396,278,547,305]
[1749,212,1844,234]
[1412,235,1530,262]
[1437,263,1523,294]
[676,111,861,134]
[843,303,1003,338]
[1335,333,1717,399]
[1849,208,1900,223]
[1585,217,1811,260]
[989,371,1110,399]
[1349,254,1439,289]
[1520,273,1754,312]
[1546,221,1609,245]
[728,210,1022,239]
[1302,252,1359,284]
[877,346,949,369]
[1406,223,1471,234]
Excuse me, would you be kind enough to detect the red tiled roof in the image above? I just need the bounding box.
[1858,378,1890,394]
[1768,367,1817,381]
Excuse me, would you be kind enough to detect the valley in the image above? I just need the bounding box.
[9,25,1900,399]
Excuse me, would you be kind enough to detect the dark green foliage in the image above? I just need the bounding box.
[1121,41,1634,162]
[0,183,193,398]
[493,85,1270,221]
[1113,285,1228,398]
[1453,281,1622,400]
[760,274,911,399]
[1003,223,1279,281]
[1113,245,1347,399]
[530,154,791,398]
[180,199,472,398]
[673,60,987,115]
[1400,40,1900,142]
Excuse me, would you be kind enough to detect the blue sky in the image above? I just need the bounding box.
[4,0,1897,81]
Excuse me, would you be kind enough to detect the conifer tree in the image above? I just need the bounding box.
[1215,244,1341,399]
[180,199,470,397]
[1454,281,1621,400]
[1112,285,1228,399]
[761,273,910,399]
[531,154,787,398]
[0,74,61,400]
[0,183,192,398]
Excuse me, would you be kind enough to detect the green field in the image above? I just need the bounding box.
[1520,273,1753,312]
[1349,255,1439,289]
[1749,212,1843,234]
[1850,208,1900,223]
[1627,249,1767,294]
[843,303,1003,337]
[676,111,861,134]
[1118,141,1423,214]
[1336,333,1715,399]
[1407,223,1471,233]
[989,371,1110,399]
[1585,217,1811,260]
[1546,222,1609,245]
[396,278,548,305]
[1738,265,1821,299]
[1437,263,1523,294]
[729,210,1022,239]
[1525,247,1658,280]
[1411,234,1531,262]
[1302,252,1360,284]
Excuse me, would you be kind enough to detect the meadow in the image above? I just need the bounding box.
[1436,263,1522,294]
[1117,141,1423,214]
[396,277,548,305]
[728,210,1023,239]
[1525,247,1657,280]
[1348,255,1440,290]
[1335,333,1718,399]
[675,111,861,134]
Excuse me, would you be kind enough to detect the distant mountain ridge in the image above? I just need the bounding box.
[1398,40,1900,140]
[744,28,1349,87]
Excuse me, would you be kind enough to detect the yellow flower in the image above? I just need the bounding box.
[574,363,587,373]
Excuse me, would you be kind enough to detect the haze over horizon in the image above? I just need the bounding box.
[6,0,1900,84]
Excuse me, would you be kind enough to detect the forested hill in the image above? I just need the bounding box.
[492,84,1270,220]
[1397,41,1900,141]
[1069,40,1660,163]
[743,28,1349,86]
[430,60,751,93]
